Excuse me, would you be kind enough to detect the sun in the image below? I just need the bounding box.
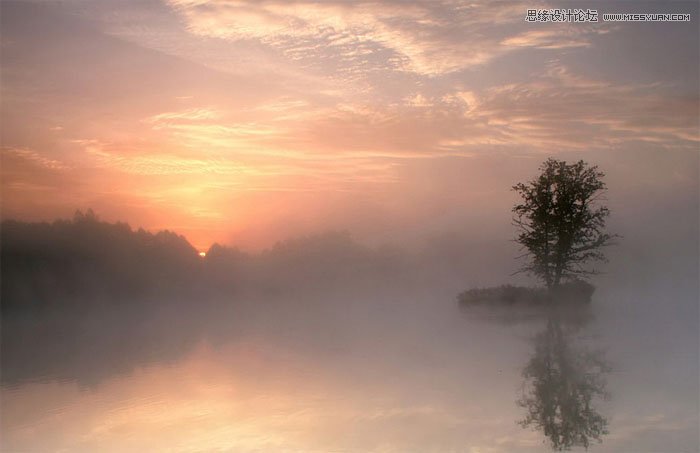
[199,251,206,258]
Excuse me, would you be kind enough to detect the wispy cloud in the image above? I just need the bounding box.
[467,63,700,150]
[501,28,598,49]
[2,147,70,171]
[165,0,603,77]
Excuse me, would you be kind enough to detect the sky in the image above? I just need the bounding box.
[1,0,698,251]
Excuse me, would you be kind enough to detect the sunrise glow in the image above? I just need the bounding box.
[2,1,697,251]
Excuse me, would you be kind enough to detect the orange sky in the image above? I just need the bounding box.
[1,1,698,251]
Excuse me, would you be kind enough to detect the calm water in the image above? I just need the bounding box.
[2,274,698,452]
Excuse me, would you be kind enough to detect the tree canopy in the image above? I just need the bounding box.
[512,159,616,289]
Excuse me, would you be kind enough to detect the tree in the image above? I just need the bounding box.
[512,159,615,289]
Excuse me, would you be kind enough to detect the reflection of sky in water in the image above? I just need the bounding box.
[2,274,697,452]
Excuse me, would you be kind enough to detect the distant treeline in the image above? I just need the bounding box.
[1,210,201,311]
[1,210,407,313]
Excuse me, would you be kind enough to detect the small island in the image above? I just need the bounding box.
[458,158,616,311]
[458,279,595,309]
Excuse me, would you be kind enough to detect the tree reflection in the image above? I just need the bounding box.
[518,317,610,450]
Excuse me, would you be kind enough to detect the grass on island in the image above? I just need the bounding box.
[458,280,595,308]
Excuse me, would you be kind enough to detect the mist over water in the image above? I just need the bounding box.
[1,166,698,452]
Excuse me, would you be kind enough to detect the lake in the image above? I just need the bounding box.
[2,267,697,452]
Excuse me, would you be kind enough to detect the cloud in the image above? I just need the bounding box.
[72,133,399,191]
[74,138,283,179]
[164,0,603,77]
[501,28,594,49]
[294,61,699,156]
[2,147,70,171]
[147,107,222,123]
[467,63,700,151]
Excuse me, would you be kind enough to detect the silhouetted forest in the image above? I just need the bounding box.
[1,210,411,315]
[2,210,202,312]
